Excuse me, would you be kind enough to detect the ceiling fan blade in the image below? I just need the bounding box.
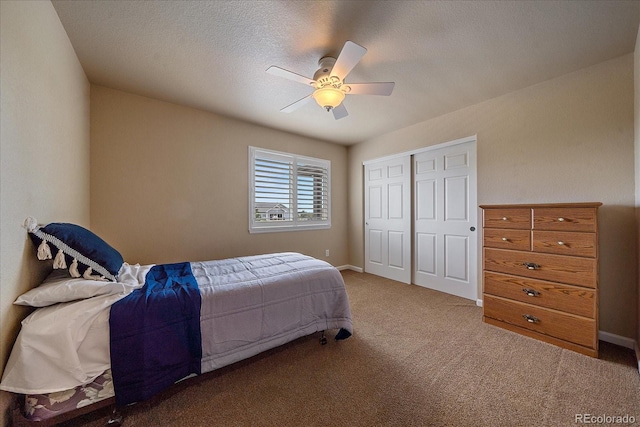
[280,94,313,113]
[346,82,395,96]
[332,103,348,120]
[266,66,315,86]
[330,41,367,80]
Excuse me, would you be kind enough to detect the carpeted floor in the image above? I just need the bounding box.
[63,270,639,427]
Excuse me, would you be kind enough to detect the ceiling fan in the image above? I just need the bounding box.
[266,41,395,120]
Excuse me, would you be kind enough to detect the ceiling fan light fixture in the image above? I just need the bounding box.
[312,86,346,111]
[267,41,394,119]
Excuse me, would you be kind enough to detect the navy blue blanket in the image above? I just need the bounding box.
[109,262,202,406]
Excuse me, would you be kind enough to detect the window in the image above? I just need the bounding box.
[249,147,330,233]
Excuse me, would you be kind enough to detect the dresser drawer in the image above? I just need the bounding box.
[483,295,596,348]
[483,208,531,230]
[532,231,596,258]
[483,248,597,288]
[483,272,595,318]
[532,207,597,232]
[483,229,530,250]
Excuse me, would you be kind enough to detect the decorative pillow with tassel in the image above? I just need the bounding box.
[23,217,124,282]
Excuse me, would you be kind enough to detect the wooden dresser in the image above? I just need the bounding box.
[480,203,601,357]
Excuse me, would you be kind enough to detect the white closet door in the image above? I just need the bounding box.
[364,156,411,284]
[413,141,477,300]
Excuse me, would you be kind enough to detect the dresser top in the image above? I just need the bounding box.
[480,202,602,209]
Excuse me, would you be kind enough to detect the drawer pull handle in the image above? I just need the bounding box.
[502,217,508,221]
[502,237,508,241]
[557,241,564,246]
[558,217,565,222]
[522,262,540,270]
[522,314,540,323]
[522,288,540,297]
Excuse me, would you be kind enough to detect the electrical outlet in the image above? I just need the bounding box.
[325,249,330,257]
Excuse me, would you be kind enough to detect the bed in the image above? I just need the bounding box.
[1,219,352,426]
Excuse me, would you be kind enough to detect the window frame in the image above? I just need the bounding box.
[249,146,331,233]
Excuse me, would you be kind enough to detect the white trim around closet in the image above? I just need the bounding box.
[362,134,478,166]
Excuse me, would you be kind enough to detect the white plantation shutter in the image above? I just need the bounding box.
[254,152,294,222]
[296,160,329,222]
[249,147,331,233]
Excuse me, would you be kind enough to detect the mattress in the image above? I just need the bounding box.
[194,252,352,372]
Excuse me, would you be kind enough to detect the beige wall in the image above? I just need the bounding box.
[90,86,348,267]
[0,0,90,421]
[349,54,636,340]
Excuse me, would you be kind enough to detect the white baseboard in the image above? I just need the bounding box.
[598,331,636,350]
[635,341,640,375]
[337,265,363,273]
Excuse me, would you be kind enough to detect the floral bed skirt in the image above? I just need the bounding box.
[23,370,114,421]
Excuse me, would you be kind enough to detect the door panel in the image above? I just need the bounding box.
[368,186,382,219]
[388,183,404,219]
[389,231,405,268]
[416,232,436,275]
[445,234,469,281]
[368,229,383,264]
[364,157,411,283]
[416,179,436,220]
[414,140,478,300]
[445,176,468,220]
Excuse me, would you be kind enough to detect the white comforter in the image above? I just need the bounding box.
[0,253,352,395]
[0,263,153,394]
[194,253,352,373]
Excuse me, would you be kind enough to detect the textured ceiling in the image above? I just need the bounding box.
[51,0,640,146]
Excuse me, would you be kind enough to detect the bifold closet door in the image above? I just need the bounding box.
[413,141,478,300]
[364,156,411,284]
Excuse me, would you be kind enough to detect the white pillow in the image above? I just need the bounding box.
[14,270,128,307]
